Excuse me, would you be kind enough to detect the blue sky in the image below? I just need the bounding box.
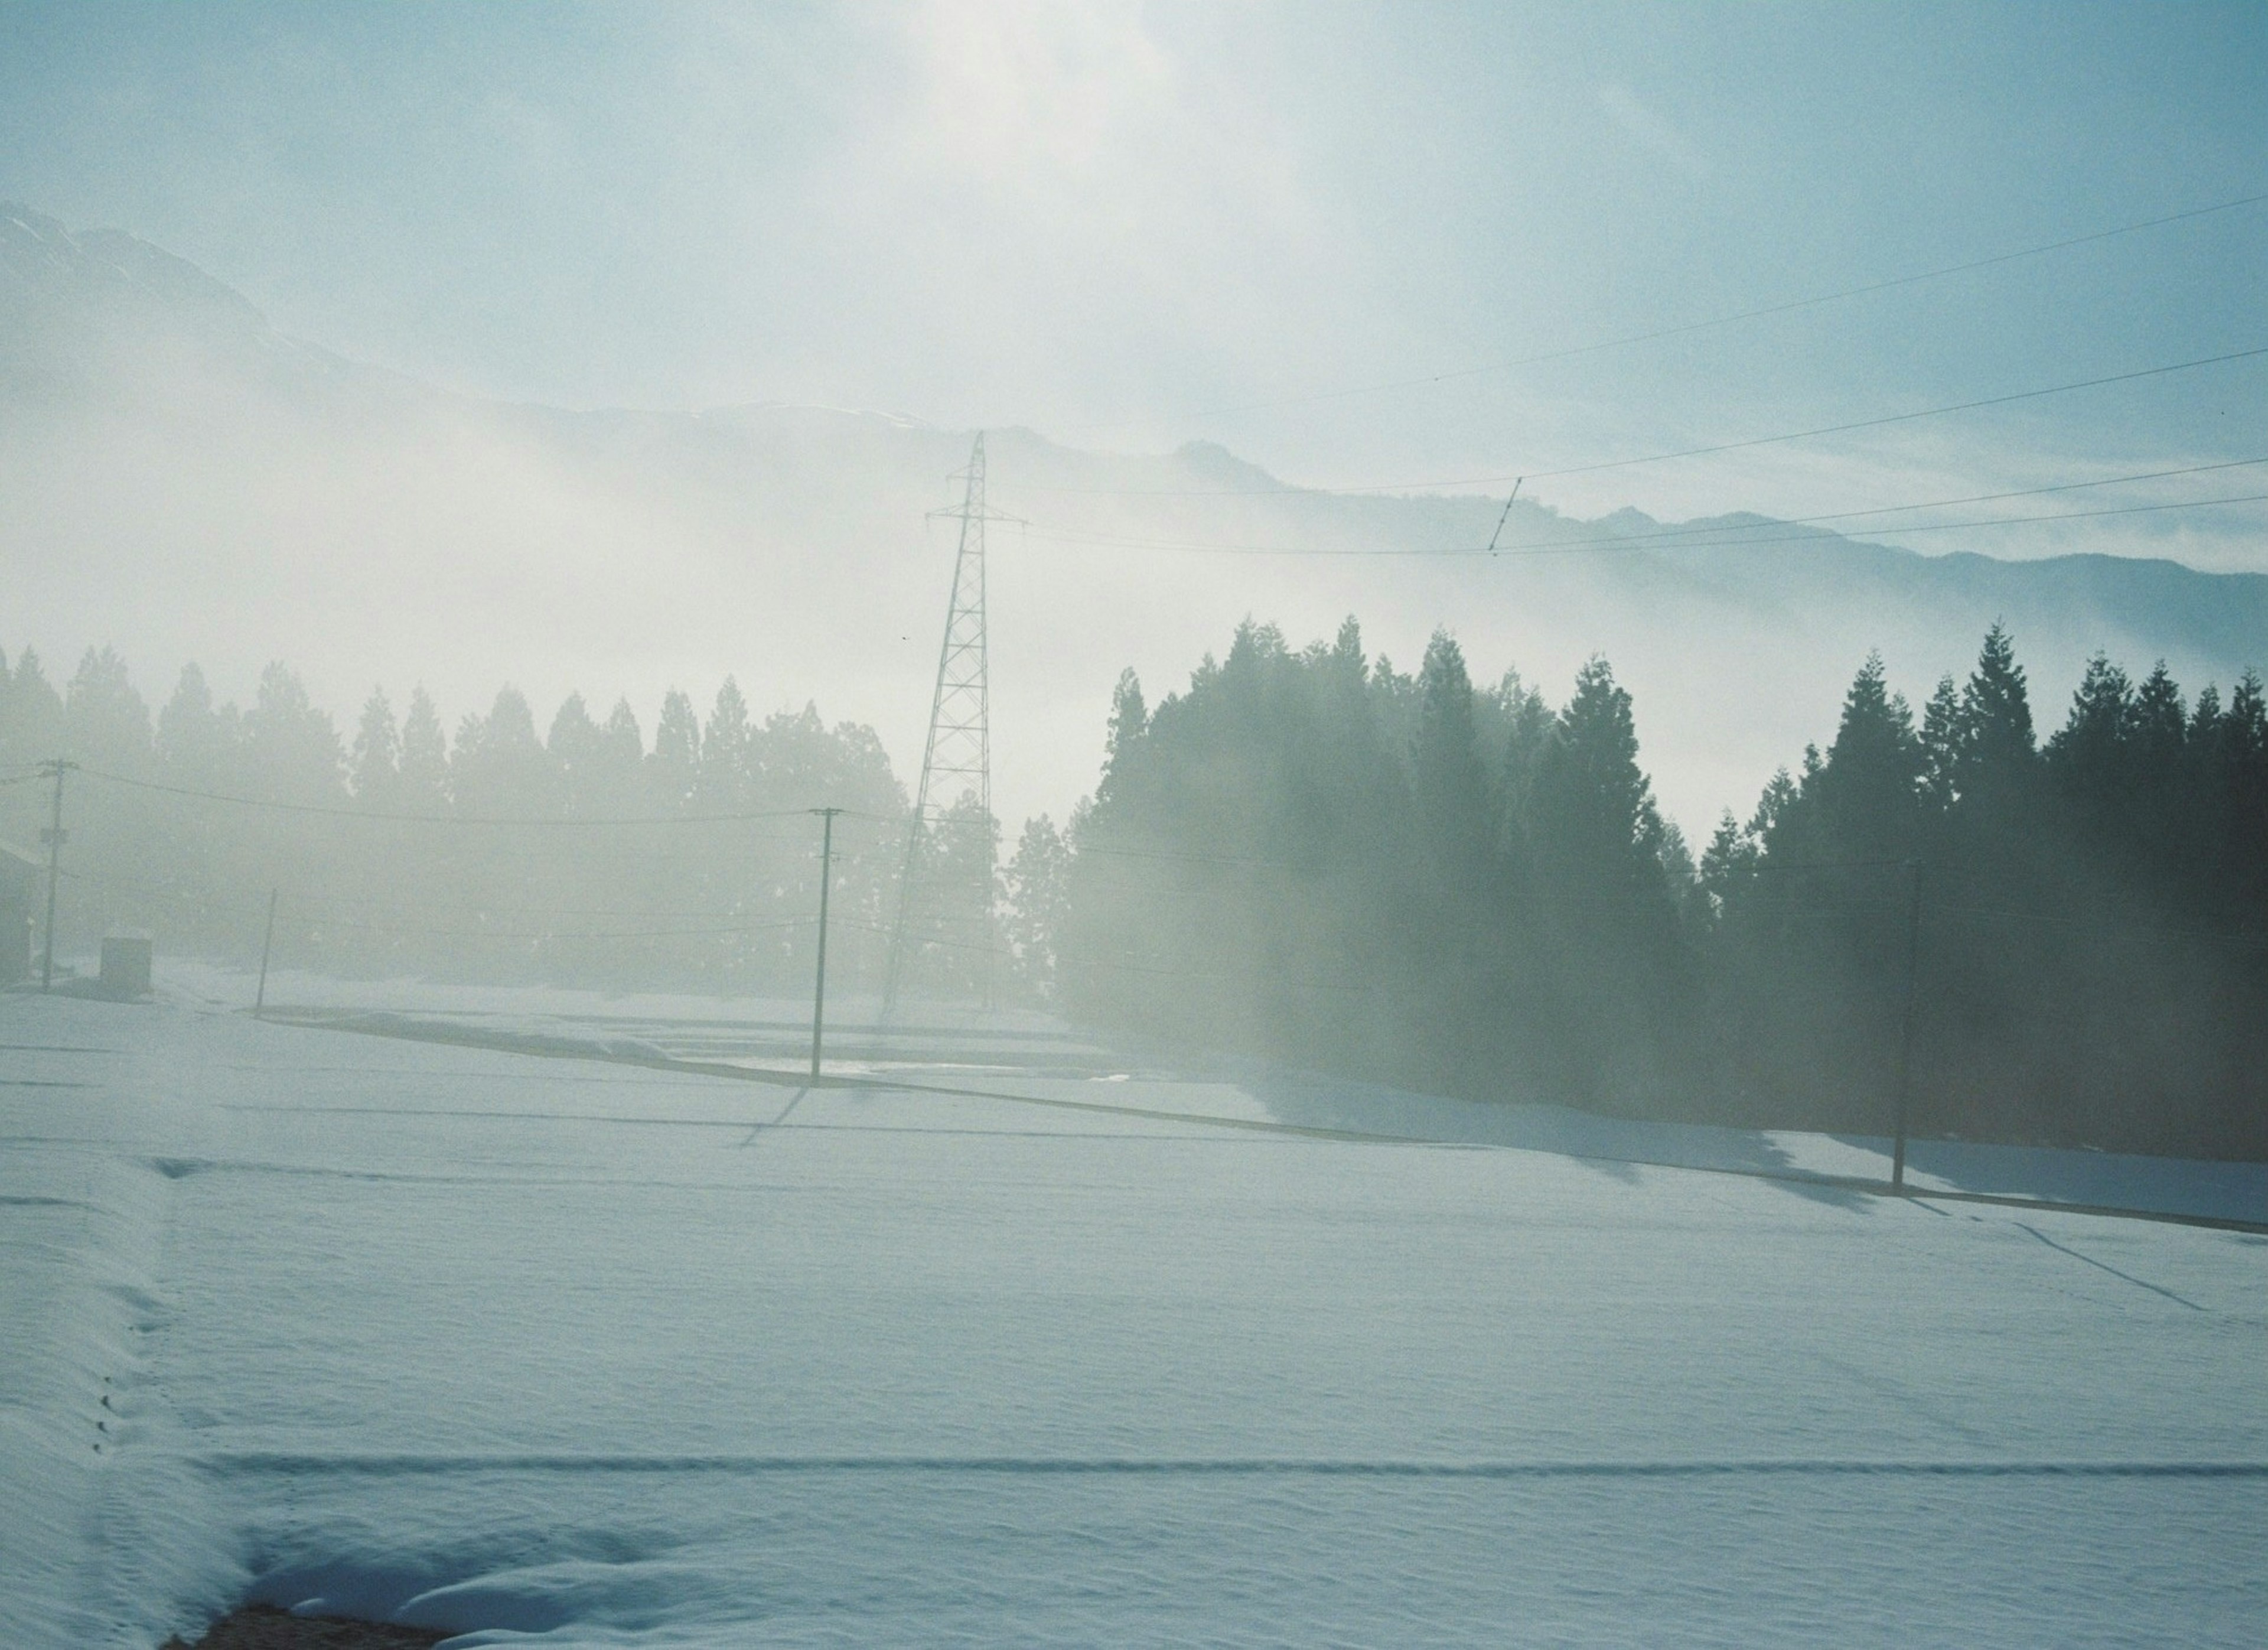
[4,1,2264,564]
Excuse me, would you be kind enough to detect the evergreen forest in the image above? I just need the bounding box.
[5,625,2264,1161]
[1059,620,2268,1160]
[0,649,943,995]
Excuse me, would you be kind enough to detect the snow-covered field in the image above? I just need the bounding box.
[5,971,2264,1646]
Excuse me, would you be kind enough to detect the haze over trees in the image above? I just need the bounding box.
[0,646,915,992]
[8,623,2264,1159]
[9,204,2268,857]
[1060,619,2268,1160]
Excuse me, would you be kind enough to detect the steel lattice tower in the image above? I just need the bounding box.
[882,432,999,1017]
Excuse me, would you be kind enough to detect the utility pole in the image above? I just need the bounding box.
[1889,858,1924,1193]
[38,758,75,992]
[809,808,843,1080]
[255,889,280,1020]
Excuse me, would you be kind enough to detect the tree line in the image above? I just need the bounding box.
[0,647,935,994]
[1057,619,2268,1160]
[9,626,2264,1159]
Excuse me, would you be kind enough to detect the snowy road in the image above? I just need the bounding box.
[5,983,2264,1646]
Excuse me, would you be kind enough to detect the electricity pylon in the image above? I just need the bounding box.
[882,432,1008,1018]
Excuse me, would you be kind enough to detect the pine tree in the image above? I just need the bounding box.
[1409,630,1495,1075]
[1097,668,1148,805]
[545,694,603,816]
[1493,665,1553,819]
[398,688,449,811]
[350,688,400,808]
[1319,617,1403,872]
[156,665,237,782]
[1003,814,1074,1001]
[1918,673,1963,810]
[2129,661,2195,884]
[2048,654,2132,785]
[2188,684,2223,748]
[1655,816,1701,924]
[2220,671,2268,925]
[243,663,344,803]
[1532,657,1662,892]
[1327,616,1366,694]
[0,649,65,770]
[595,698,645,812]
[1807,652,1922,862]
[1748,767,1798,839]
[1414,629,1490,870]
[2131,662,2186,756]
[453,686,555,817]
[700,678,752,806]
[651,689,700,807]
[1697,809,1760,918]
[1524,656,1677,1105]
[64,646,153,772]
[1956,622,2036,793]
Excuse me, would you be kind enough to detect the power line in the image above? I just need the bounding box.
[284,892,836,921]
[843,917,998,953]
[52,863,835,940]
[301,913,822,943]
[1070,187,2268,431]
[70,766,894,828]
[1016,489,2268,561]
[1517,350,2268,487]
[1485,456,2268,552]
[1002,344,2268,500]
[1074,843,1301,871]
[1059,952,1376,995]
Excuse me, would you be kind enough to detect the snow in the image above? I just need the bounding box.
[4,972,2264,1646]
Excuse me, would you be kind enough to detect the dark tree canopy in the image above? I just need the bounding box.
[1060,620,2267,1160]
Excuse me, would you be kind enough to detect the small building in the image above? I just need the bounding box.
[100,933,153,998]
[0,840,39,987]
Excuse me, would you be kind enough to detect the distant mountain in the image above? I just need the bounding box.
[4,204,2262,832]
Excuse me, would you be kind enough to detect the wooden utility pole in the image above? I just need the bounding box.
[809,808,843,1079]
[255,889,280,1020]
[1889,858,1925,1192]
[38,759,74,992]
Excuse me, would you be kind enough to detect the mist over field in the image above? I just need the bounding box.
[3,6,2265,1648]
[5,202,2264,839]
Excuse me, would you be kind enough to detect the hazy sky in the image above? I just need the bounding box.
[4,0,2264,558]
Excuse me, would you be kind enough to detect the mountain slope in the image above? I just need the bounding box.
[4,204,2262,832]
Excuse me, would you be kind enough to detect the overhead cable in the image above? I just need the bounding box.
[298,913,822,943]
[1003,344,2268,499]
[1095,187,2268,429]
[71,766,894,828]
[53,864,834,940]
[1016,489,2268,560]
[1011,454,2267,552]
[1018,456,2267,556]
